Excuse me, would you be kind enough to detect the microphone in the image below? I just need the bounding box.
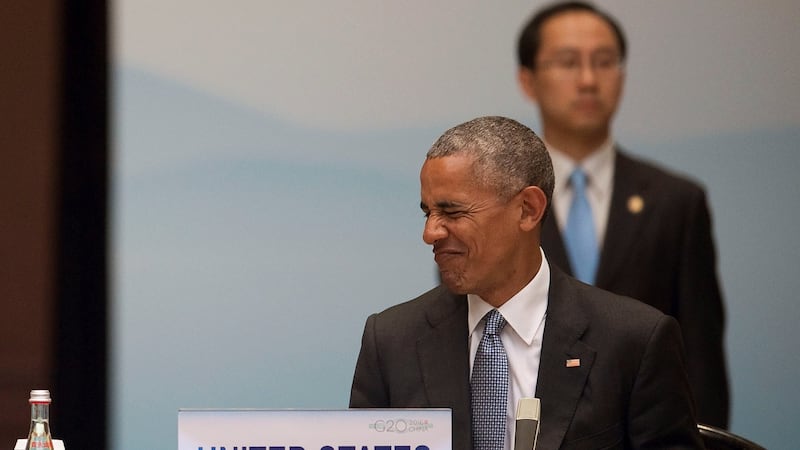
[513,397,541,450]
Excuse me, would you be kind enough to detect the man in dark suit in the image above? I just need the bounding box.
[516,1,729,427]
[350,116,703,450]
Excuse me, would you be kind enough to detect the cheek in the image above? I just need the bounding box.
[603,79,624,104]
[471,227,511,260]
[485,212,522,255]
[538,83,565,104]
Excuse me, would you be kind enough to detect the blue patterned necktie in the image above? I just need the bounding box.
[471,309,508,450]
[564,168,599,284]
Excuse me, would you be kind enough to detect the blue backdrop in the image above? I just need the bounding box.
[112,2,800,449]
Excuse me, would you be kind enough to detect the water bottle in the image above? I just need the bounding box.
[25,390,54,450]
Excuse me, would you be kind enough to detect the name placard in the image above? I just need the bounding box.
[177,408,452,450]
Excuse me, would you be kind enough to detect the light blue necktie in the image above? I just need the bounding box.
[471,309,508,450]
[564,168,599,284]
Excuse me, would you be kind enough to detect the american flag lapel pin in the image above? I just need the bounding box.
[566,358,581,368]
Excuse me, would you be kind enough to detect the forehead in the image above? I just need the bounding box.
[421,155,473,191]
[539,10,618,52]
[420,155,493,202]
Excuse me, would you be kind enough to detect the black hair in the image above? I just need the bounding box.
[517,1,627,69]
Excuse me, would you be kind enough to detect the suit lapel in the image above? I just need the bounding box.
[416,289,471,449]
[535,268,596,449]
[541,150,652,282]
[596,151,650,287]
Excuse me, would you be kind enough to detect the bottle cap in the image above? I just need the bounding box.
[29,390,51,403]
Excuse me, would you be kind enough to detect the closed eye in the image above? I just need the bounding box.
[423,209,468,220]
[442,210,467,218]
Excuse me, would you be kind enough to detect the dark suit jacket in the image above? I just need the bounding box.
[542,150,729,427]
[350,267,704,450]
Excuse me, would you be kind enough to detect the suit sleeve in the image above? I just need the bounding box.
[349,314,389,407]
[677,189,730,427]
[628,315,705,449]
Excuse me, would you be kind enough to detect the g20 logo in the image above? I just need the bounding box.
[370,419,409,433]
[369,419,433,434]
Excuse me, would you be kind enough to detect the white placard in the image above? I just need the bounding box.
[177,409,451,450]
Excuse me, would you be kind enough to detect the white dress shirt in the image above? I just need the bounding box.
[547,139,616,251]
[468,249,550,450]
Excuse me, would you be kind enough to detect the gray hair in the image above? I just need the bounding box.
[427,116,554,214]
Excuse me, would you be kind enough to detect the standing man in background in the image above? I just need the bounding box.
[516,1,729,427]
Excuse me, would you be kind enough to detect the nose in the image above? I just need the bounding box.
[577,61,598,86]
[423,215,447,245]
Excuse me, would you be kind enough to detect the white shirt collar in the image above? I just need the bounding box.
[547,138,615,199]
[467,248,550,345]
[546,139,616,240]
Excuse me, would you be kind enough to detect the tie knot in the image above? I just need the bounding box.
[483,309,506,336]
[570,168,588,191]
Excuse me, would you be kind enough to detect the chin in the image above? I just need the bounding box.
[440,270,467,294]
[572,121,607,134]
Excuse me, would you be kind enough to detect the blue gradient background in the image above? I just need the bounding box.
[112,2,800,449]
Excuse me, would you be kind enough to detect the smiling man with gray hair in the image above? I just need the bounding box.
[350,116,703,450]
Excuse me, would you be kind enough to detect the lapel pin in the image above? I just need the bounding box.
[566,358,581,368]
[627,195,644,214]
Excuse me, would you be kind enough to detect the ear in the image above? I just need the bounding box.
[518,186,547,231]
[517,67,539,104]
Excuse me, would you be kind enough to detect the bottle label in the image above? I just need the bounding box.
[29,439,53,449]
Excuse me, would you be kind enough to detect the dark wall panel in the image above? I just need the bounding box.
[0,1,108,448]
[0,1,60,443]
[54,1,109,449]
